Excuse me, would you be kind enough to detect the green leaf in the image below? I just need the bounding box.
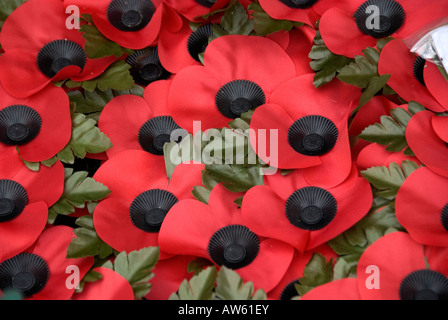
[107,247,159,299]
[407,101,426,115]
[215,267,266,300]
[337,48,380,88]
[66,215,114,259]
[357,74,391,108]
[248,3,296,36]
[359,107,413,152]
[309,31,352,87]
[204,164,264,193]
[192,186,211,205]
[220,1,254,36]
[57,111,112,164]
[49,168,111,216]
[170,266,217,300]
[295,253,333,296]
[68,89,113,115]
[80,21,126,59]
[361,160,420,200]
[66,60,134,92]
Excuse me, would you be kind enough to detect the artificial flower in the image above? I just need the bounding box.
[0,0,117,98]
[249,73,361,187]
[126,46,171,87]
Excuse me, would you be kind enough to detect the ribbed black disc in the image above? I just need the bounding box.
[354,0,405,38]
[215,80,265,119]
[129,189,178,233]
[126,47,170,86]
[413,56,426,87]
[280,279,300,300]
[0,105,42,146]
[441,204,448,232]
[278,0,318,9]
[0,253,49,298]
[107,0,155,32]
[0,180,28,223]
[400,270,448,300]
[285,187,337,231]
[187,24,214,63]
[208,225,260,270]
[195,0,217,8]
[37,40,86,78]
[288,115,338,156]
[138,116,188,156]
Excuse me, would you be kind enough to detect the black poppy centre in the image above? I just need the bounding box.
[215,80,266,119]
[187,24,214,63]
[0,180,28,223]
[107,0,155,32]
[0,105,42,146]
[354,0,405,38]
[195,0,217,8]
[400,269,448,300]
[126,47,170,86]
[285,187,337,231]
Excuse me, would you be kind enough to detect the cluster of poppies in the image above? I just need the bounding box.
[0,0,447,301]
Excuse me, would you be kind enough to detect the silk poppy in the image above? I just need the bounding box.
[63,0,165,50]
[92,150,205,258]
[356,232,448,300]
[0,226,94,300]
[0,83,71,163]
[319,0,448,58]
[99,79,189,159]
[378,39,446,112]
[406,110,448,178]
[0,0,117,99]
[167,34,298,132]
[158,183,295,293]
[241,163,372,253]
[249,73,361,187]
[395,167,448,248]
[0,157,65,262]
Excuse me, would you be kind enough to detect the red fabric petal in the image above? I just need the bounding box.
[284,28,314,76]
[258,0,319,26]
[208,184,245,226]
[264,168,308,201]
[72,267,135,300]
[99,95,153,158]
[319,8,376,58]
[406,110,448,178]
[164,0,230,21]
[93,150,168,201]
[0,202,48,262]
[432,115,448,143]
[143,79,173,117]
[356,232,426,300]
[0,146,25,178]
[425,246,448,277]
[378,39,444,112]
[93,197,162,255]
[425,63,448,112]
[167,162,205,200]
[236,238,294,293]
[241,185,309,252]
[30,226,94,300]
[145,255,194,300]
[396,167,448,247]
[312,0,365,16]
[301,278,360,300]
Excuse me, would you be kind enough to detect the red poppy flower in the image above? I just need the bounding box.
[241,163,372,254]
[267,244,337,300]
[319,0,448,58]
[249,73,361,187]
[424,62,448,109]
[92,150,205,258]
[167,34,298,132]
[145,255,195,300]
[258,0,359,27]
[72,267,135,300]
[163,0,230,22]
[395,167,448,248]
[99,79,190,159]
[0,84,71,163]
[406,110,448,178]
[378,39,446,112]
[158,183,295,292]
[0,0,117,98]
[356,232,448,300]
[63,0,164,50]
[0,226,94,300]
[0,158,65,262]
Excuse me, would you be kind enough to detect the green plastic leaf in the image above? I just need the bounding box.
[357,74,391,108]
[309,31,353,88]
[248,3,297,36]
[204,164,264,193]
[49,168,111,216]
[295,253,333,296]
[57,111,112,164]
[215,267,267,300]
[220,1,254,36]
[66,215,114,259]
[80,21,126,59]
[192,186,211,205]
[108,247,159,299]
[337,49,380,88]
[359,107,413,152]
[170,266,217,300]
